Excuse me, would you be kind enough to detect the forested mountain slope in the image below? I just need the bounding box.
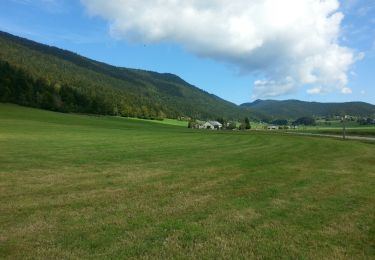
[241,99,375,119]
[0,31,250,120]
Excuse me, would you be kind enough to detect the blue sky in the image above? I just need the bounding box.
[0,0,374,105]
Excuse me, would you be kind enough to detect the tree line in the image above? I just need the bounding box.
[0,60,171,119]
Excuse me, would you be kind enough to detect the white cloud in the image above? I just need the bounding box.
[307,87,323,95]
[81,0,362,98]
[341,87,353,94]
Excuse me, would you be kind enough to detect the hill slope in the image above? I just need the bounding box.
[0,31,249,120]
[241,99,375,119]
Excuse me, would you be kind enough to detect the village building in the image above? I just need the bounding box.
[267,125,278,130]
[202,121,223,130]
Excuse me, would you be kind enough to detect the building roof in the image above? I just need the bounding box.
[207,121,223,126]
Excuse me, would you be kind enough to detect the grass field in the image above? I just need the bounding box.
[1,103,374,259]
[130,117,189,127]
[295,127,375,137]
[315,120,362,128]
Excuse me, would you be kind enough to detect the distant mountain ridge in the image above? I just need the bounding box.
[0,31,249,120]
[241,99,375,119]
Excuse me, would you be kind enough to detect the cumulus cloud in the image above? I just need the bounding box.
[341,87,353,94]
[307,87,323,95]
[81,0,362,98]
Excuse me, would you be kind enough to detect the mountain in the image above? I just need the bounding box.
[0,31,250,120]
[241,99,375,119]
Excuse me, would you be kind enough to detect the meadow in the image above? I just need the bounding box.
[285,124,375,138]
[253,120,375,137]
[296,127,375,137]
[0,103,374,259]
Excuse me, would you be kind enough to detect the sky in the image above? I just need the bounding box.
[0,0,374,105]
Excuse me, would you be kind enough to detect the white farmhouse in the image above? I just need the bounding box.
[202,121,223,130]
[267,125,278,130]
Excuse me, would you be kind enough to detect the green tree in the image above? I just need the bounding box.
[293,117,316,126]
[226,121,237,130]
[244,117,251,130]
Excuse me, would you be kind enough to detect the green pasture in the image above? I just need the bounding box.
[130,117,188,127]
[315,120,360,128]
[0,103,374,259]
[290,126,375,137]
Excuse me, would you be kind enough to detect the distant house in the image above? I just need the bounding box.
[202,121,223,130]
[267,125,278,130]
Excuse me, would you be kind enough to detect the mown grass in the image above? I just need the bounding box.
[0,103,374,259]
[288,126,375,137]
[129,117,188,127]
[304,127,375,137]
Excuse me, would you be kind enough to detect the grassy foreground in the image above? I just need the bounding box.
[0,103,374,259]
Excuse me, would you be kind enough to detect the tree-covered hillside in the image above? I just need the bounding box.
[241,99,375,119]
[0,31,250,120]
